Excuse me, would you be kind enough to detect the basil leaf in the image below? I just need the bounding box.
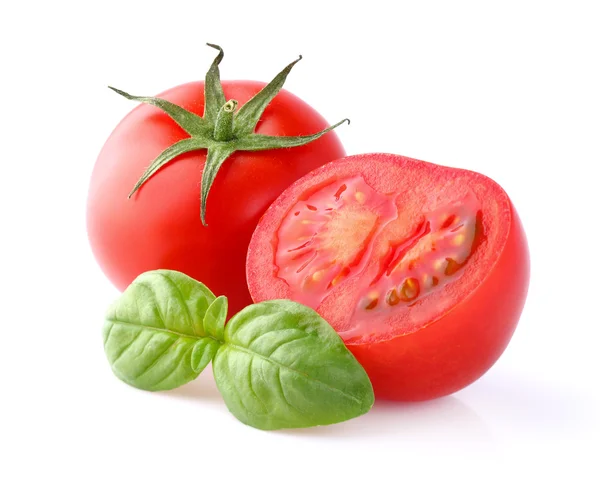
[103,270,221,391]
[213,300,374,430]
[204,296,227,341]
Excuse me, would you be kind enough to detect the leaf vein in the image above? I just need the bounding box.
[266,334,309,358]
[227,353,252,416]
[138,281,168,329]
[112,329,144,364]
[247,357,267,412]
[149,340,186,389]
[246,327,305,351]
[134,336,180,380]
[105,319,219,343]
[159,272,195,335]
[103,323,115,346]
[276,367,298,413]
[227,344,362,405]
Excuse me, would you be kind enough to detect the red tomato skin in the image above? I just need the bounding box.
[246,154,530,401]
[347,201,529,401]
[87,81,345,316]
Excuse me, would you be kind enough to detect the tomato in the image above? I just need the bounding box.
[87,80,345,316]
[246,153,530,401]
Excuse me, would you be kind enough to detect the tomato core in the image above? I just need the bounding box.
[274,175,483,338]
[274,177,397,308]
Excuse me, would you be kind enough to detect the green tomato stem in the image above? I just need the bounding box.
[112,45,348,225]
[214,100,238,141]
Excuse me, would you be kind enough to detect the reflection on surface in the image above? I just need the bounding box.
[156,369,596,445]
[160,369,490,440]
[280,394,491,442]
[460,372,594,441]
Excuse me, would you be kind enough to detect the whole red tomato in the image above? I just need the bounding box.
[87,47,346,316]
[247,153,529,401]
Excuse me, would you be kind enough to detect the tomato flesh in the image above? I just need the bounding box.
[247,153,530,401]
[274,176,397,308]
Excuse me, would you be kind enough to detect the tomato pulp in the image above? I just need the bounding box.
[247,154,529,401]
[87,81,345,316]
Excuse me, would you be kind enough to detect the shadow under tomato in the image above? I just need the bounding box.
[158,370,492,439]
[458,372,595,440]
[278,395,492,442]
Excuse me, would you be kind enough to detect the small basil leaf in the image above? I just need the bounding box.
[191,339,220,373]
[213,300,374,430]
[103,270,221,391]
[204,296,227,342]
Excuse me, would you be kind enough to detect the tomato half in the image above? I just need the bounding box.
[87,81,345,316]
[247,153,530,401]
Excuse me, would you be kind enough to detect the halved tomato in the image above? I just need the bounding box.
[246,153,529,401]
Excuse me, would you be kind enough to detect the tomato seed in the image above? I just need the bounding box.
[400,278,420,301]
[444,258,462,276]
[386,288,400,306]
[312,270,325,281]
[452,234,466,246]
[364,298,379,310]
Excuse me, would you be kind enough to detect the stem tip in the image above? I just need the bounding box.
[224,100,238,113]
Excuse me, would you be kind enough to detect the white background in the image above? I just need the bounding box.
[2,1,599,489]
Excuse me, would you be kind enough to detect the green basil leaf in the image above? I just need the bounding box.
[103,270,221,391]
[203,296,227,342]
[213,300,374,430]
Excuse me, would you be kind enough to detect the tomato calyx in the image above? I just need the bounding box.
[109,44,349,225]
